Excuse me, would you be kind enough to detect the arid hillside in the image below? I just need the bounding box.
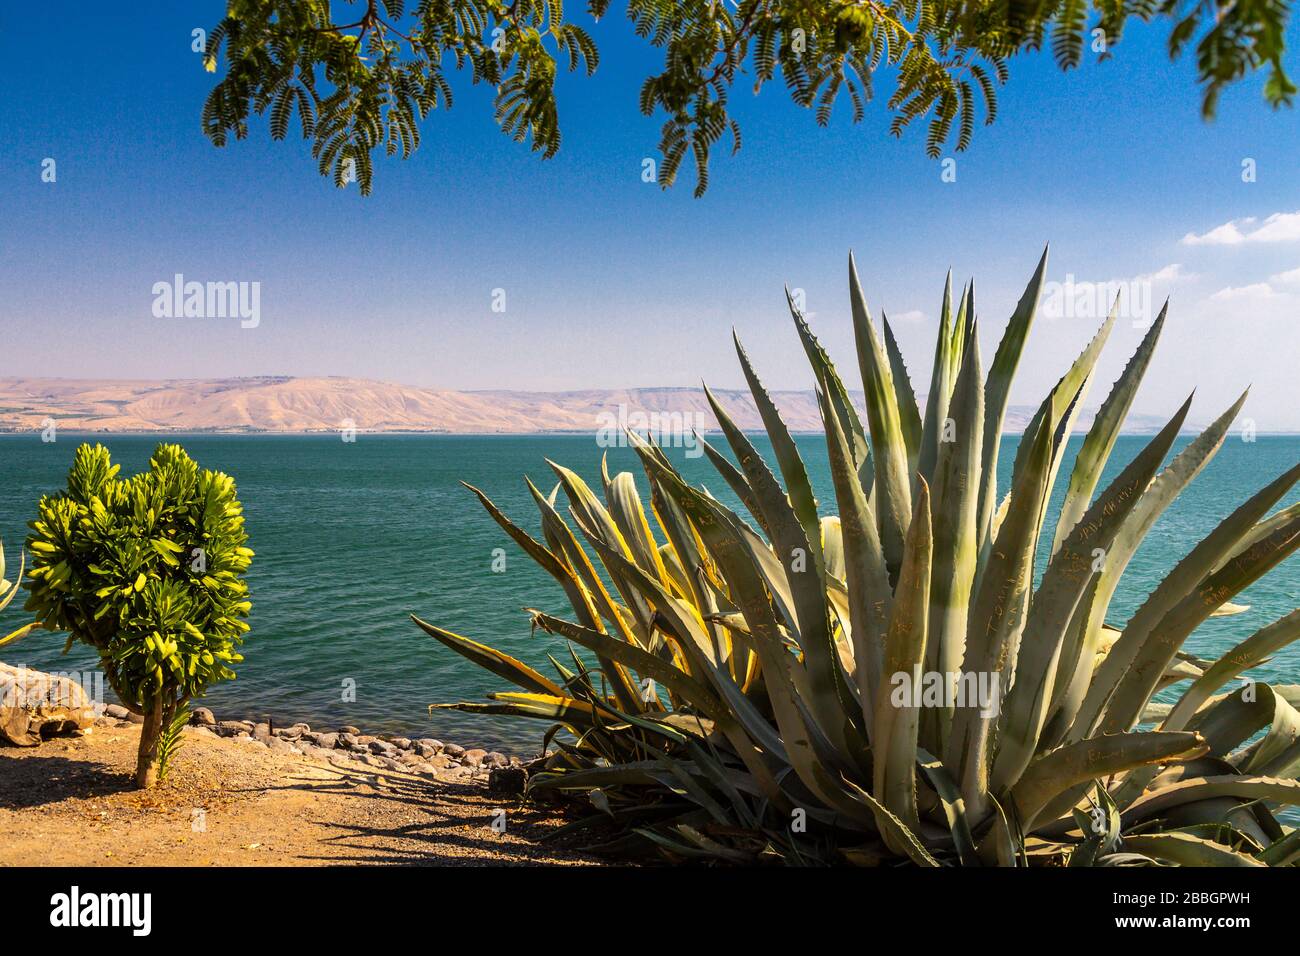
[0,377,1176,434]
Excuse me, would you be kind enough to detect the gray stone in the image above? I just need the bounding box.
[252,722,272,741]
[104,703,131,720]
[442,743,466,758]
[338,725,361,735]
[462,748,488,767]
[337,732,359,748]
[308,731,339,750]
[415,738,443,757]
[190,706,217,726]
[368,739,397,755]
[485,751,508,769]
[390,737,412,750]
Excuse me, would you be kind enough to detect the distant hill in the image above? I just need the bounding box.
[0,376,1183,435]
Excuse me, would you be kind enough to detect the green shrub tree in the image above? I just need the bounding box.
[24,443,253,788]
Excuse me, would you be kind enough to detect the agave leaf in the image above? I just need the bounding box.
[997,304,1115,569]
[1051,391,1252,745]
[815,380,892,726]
[732,333,824,571]
[695,432,767,538]
[873,480,932,829]
[849,252,913,573]
[527,479,646,711]
[529,610,728,719]
[1102,505,1300,735]
[916,271,958,487]
[1210,601,1252,617]
[0,620,38,650]
[1183,683,1296,761]
[702,380,859,752]
[821,516,845,583]
[1164,609,1300,732]
[552,461,659,645]
[1081,456,1300,738]
[1122,775,1300,826]
[645,473,720,628]
[843,778,942,866]
[975,246,1049,554]
[952,280,973,378]
[462,481,572,583]
[949,407,1056,820]
[0,550,22,614]
[411,616,567,697]
[923,328,984,753]
[578,529,790,764]
[1260,827,1300,866]
[629,435,871,821]
[1121,832,1265,867]
[603,469,669,585]
[881,311,923,479]
[530,595,790,811]
[1051,302,1167,554]
[1211,502,1300,575]
[1069,783,1122,866]
[990,394,1192,793]
[976,794,1025,867]
[916,749,979,866]
[434,691,598,727]
[788,286,871,481]
[548,460,630,561]
[1010,730,1207,829]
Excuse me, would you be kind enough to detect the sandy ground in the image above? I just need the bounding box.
[0,723,604,866]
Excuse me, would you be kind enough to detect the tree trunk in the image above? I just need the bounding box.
[134,695,165,789]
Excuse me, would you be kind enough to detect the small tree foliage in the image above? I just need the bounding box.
[24,444,253,788]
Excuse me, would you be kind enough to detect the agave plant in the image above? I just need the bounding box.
[414,250,1300,866]
[0,540,37,647]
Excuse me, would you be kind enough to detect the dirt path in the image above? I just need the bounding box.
[0,724,603,866]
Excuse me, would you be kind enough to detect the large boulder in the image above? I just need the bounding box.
[0,663,98,746]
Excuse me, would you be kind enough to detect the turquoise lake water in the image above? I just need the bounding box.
[1,433,1297,753]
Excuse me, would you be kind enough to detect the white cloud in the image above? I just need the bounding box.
[889,309,927,323]
[1209,283,1278,302]
[1182,211,1300,246]
[1270,266,1300,286]
[1135,263,1191,283]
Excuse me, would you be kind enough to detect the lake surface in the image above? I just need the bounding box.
[1,433,1297,753]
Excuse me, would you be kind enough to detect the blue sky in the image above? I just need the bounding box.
[3,2,1299,427]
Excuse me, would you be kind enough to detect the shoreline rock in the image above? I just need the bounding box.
[2,665,532,788]
[168,706,529,782]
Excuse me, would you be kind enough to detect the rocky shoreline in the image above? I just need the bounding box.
[95,703,529,789]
